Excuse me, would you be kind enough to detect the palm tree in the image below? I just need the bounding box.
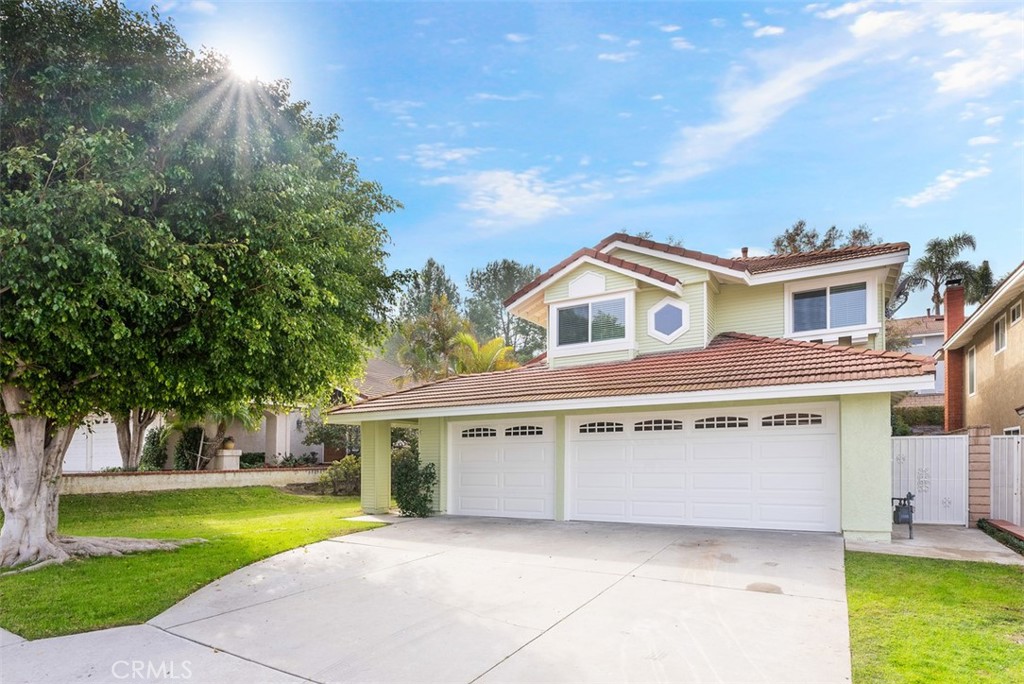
[452,333,519,374]
[396,295,470,384]
[900,233,977,315]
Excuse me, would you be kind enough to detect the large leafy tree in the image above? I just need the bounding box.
[897,233,978,316]
[465,259,545,361]
[771,220,878,254]
[396,295,469,384]
[1,0,404,567]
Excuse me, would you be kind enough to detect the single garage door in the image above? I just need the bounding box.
[570,404,840,532]
[450,418,555,520]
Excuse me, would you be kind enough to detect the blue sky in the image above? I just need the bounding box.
[145,1,1023,316]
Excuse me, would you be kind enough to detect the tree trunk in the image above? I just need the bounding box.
[114,408,158,470]
[0,385,75,567]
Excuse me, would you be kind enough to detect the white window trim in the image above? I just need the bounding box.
[994,314,1007,355]
[647,296,691,344]
[967,345,976,396]
[1004,427,1022,435]
[548,290,636,358]
[783,272,879,343]
[1010,300,1022,326]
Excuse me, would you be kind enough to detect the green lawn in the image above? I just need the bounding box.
[846,551,1024,684]
[0,487,377,639]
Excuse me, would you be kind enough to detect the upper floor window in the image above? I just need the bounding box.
[557,298,626,346]
[1011,301,1022,326]
[647,297,690,344]
[793,282,867,333]
[910,337,926,347]
[994,316,1007,354]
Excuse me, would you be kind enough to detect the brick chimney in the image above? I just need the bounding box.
[944,279,966,432]
[741,247,749,258]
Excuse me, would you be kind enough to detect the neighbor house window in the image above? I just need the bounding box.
[910,337,926,347]
[557,298,626,346]
[1011,301,1022,326]
[1004,427,1021,436]
[994,316,1007,354]
[792,282,867,333]
[967,346,976,395]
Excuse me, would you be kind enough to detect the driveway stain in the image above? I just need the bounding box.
[746,582,783,594]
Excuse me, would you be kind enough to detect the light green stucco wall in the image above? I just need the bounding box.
[550,348,633,369]
[840,392,892,541]
[715,282,785,338]
[360,421,391,515]
[418,417,446,512]
[544,265,635,303]
[635,286,705,354]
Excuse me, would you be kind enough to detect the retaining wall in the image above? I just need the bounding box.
[60,467,327,495]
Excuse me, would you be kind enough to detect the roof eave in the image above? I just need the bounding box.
[944,261,1024,350]
[325,374,935,424]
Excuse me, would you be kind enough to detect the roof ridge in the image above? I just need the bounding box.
[740,241,912,261]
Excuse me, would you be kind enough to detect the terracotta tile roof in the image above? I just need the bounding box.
[891,315,946,336]
[508,233,911,308]
[332,333,934,416]
[734,242,911,273]
[596,232,909,275]
[505,247,679,307]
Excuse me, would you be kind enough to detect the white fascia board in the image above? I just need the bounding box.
[601,240,908,286]
[945,263,1024,350]
[325,375,935,423]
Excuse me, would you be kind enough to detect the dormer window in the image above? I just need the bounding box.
[557,298,626,346]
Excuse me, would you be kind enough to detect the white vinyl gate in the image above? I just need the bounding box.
[991,435,1023,526]
[892,435,968,525]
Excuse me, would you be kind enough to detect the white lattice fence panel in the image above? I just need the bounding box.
[892,435,968,525]
[991,436,1022,526]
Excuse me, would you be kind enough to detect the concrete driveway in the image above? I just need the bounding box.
[3,517,851,683]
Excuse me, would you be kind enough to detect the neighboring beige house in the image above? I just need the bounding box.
[330,233,934,542]
[943,262,1024,435]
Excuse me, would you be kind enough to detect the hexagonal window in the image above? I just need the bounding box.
[647,298,690,343]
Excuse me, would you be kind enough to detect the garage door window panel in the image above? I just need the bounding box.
[579,421,624,434]
[694,416,749,429]
[634,418,685,432]
[762,412,823,427]
[461,427,497,439]
[504,425,544,437]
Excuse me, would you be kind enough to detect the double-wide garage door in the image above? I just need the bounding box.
[450,403,840,532]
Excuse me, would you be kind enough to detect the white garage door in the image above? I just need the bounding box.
[63,415,122,472]
[570,404,840,532]
[450,418,555,520]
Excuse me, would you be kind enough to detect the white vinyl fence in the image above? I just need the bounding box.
[991,435,1023,526]
[892,435,969,525]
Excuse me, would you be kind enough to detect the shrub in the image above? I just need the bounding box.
[174,426,205,470]
[139,426,169,471]
[278,452,319,467]
[893,405,944,427]
[391,445,437,517]
[318,455,361,495]
[240,452,266,469]
[891,412,912,436]
[99,466,123,473]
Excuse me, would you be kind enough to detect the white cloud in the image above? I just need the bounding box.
[985,115,1004,126]
[660,24,682,33]
[598,52,637,63]
[742,19,760,29]
[598,33,620,42]
[754,26,786,37]
[816,1,878,20]
[468,91,540,102]
[968,135,999,146]
[657,48,861,182]
[627,39,641,47]
[944,48,966,58]
[670,37,695,50]
[412,143,487,170]
[505,33,530,43]
[931,11,1024,96]
[897,164,991,207]
[426,169,609,229]
[710,18,727,28]
[849,11,925,40]
[650,94,665,101]
[579,155,591,167]
[189,0,216,14]
[368,98,424,128]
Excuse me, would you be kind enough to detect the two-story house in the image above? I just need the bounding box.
[943,262,1024,435]
[330,233,935,541]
